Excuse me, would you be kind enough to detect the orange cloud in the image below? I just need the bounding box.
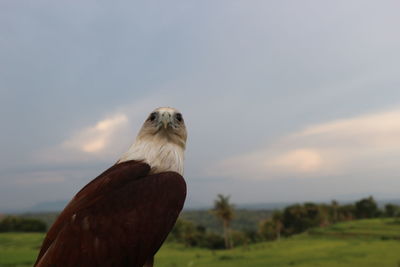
[211,107,400,179]
[267,149,322,173]
[63,114,128,154]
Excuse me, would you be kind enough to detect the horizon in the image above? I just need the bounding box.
[3,194,400,214]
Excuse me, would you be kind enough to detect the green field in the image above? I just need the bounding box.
[0,232,44,267]
[1,218,400,267]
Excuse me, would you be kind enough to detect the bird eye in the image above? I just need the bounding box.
[148,112,157,122]
[176,113,183,122]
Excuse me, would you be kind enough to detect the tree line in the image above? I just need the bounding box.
[168,195,400,249]
[1,195,399,250]
[260,196,400,241]
[167,194,259,249]
[0,216,47,232]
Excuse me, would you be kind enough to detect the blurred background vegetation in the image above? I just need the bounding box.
[1,194,400,266]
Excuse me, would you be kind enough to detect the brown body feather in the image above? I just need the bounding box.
[34,160,186,267]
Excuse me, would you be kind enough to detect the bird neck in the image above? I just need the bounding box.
[117,136,185,176]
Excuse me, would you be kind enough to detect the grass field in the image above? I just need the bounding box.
[0,232,43,267]
[1,218,400,267]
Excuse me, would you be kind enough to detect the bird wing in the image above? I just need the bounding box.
[34,160,186,267]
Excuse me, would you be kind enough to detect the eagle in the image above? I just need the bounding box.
[34,107,187,267]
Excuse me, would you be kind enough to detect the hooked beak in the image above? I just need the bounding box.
[159,112,172,129]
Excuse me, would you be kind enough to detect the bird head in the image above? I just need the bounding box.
[137,107,187,149]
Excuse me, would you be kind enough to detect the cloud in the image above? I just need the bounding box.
[211,108,400,179]
[62,113,129,154]
[35,94,171,164]
[36,112,131,164]
[268,149,323,173]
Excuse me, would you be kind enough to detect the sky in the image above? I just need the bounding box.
[1,0,400,211]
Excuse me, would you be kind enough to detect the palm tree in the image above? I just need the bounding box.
[331,200,339,223]
[211,194,234,249]
[271,211,283,241]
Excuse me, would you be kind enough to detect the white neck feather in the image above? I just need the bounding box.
[117,138,185,175]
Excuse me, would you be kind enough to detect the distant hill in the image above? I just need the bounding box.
[236,202,294,210]
[8,200,210,213]
[1,200,68,214]
[4,197,400,218]
[27,200,68,212]
[238,198,400,210]
[11,209,273,233]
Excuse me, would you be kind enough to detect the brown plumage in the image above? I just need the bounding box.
[35,107,188,267]
[35,161,186,267]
